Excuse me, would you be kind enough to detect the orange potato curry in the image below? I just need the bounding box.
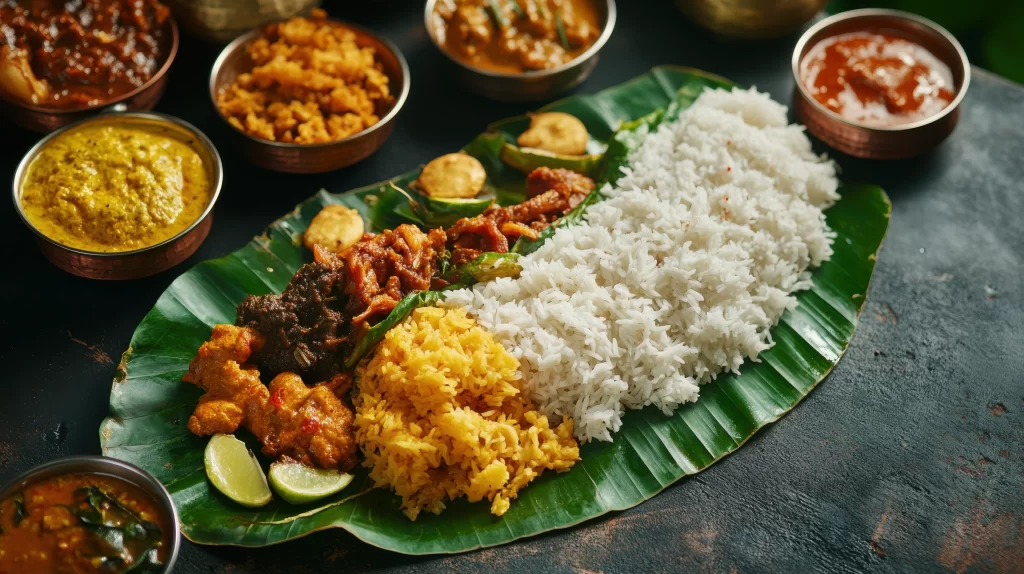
[432,0,601,73]
[0,473,170,573]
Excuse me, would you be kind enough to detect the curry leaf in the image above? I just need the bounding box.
[11,493,25,527]
[99,67,890,554]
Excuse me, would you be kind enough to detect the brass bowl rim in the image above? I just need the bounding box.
[791,8,970,133]
[0,455,180,574]
[423,0,617,80]
[11,111,224,258]
[207,18,411,150]
[0,17,180,114]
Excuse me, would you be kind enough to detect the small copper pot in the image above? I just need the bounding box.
[791,9,970,160]
[424,0,617,102]
[208,20,410,174]
[12,112,224,280]
[0,18,180,134]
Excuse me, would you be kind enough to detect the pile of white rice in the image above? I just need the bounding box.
[445,88,840,443]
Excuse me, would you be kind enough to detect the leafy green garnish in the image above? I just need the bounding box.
[69,486,165,573]
[508,0,524,17]
[555,9,570,50]
[12,492,26,527]
[486,0,509,28]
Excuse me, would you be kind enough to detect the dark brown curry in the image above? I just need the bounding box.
[0,473,169,574]
[431,0,601,73]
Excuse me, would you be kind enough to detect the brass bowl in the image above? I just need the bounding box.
[424,0,617,102]
[12,112,223,280]
[166,0,320,44]
[0,18,180,134]
[791,9,970,160]
[209,20,410,174]
[0,456,180,573]
[676,0,827,39]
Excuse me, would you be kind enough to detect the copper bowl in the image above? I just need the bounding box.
[676,0,827,39]
[166,0,320,44]
[12,112,223,280]
[0,456,180,573]
[424,0,617,102]
[0,18,180,134]
[792,9,970,160]
[209,20,410,174]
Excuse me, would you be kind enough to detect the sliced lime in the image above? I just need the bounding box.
[268,460,354,505]
[204,434,272,508]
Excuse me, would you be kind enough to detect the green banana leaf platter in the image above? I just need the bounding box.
[99,66,891,554]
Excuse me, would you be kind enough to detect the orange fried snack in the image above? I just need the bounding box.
[183,325,358,471]
[215,9,393,144]
[182,324,268,436]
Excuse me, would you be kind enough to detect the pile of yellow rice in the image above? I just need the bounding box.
[354,307,579,520]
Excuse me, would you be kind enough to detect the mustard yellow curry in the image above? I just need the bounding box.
[20,124,212,253]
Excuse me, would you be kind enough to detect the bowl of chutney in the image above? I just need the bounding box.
[791,9,970,160]
[0,456,180,574]
[12,111,223,280]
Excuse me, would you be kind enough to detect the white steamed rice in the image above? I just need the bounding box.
[444,87,840,443]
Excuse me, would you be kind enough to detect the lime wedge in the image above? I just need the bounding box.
[268,460,354,505]
[204,434,272,508]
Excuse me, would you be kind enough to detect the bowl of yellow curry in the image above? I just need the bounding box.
[12,112,223,280]
[425,0,617,101]
[0,455,180,573]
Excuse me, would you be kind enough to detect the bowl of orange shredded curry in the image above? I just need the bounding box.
[209,9,410,173]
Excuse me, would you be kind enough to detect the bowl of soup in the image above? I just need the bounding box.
[12,112,223,280]
[425,0,617,101]
[791,9,970,159]
[0,456,180,574]
[0,0,179,133]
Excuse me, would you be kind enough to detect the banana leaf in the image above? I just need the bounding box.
[99,66,891,554]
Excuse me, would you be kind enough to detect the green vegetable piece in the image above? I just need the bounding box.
[68,486,165,573]
[500,142,603,178]
[486,0,509,28]
[344,253,522,369]
[390,182,494,228]
[11,492,25,527]
[555,9,570,50]
[508,0,524,17]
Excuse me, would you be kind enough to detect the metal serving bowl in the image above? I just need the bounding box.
[0,456,180,573]
[209,20,410,174]
[424,0,617,102]
[0,18,180,134]
[12,112,223,280]
[791,9,970,160]
[166,0,320,43]
[676,0,827,39]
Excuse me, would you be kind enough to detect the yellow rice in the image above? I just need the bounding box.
[354,306,579,520]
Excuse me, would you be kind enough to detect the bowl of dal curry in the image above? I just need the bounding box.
[0,456,179,574]
[208,10,410,173]
[425,0,617,101]
[12,112,223,280]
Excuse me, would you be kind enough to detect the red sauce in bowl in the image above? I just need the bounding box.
[799,31,955,128]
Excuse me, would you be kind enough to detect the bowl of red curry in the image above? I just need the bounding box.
[0,456,180,573]
[791,9,970,160]
[0,0,179,133]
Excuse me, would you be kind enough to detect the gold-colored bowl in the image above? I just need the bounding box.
[791,9,970,160]
[424,0,617,102]
[12,112,224,280]
[0,18,180,134]
[208,20,410,174]
[676,0,828,39]
[165,0,321,43]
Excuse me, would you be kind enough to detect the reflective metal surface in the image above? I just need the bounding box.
[167,0,321,43]
[0,456,180,574]
[791,9,970,160]
[423,0,617,102]
[11,112,223,279]
[676,0,827,39]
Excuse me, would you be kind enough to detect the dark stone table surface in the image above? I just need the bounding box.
[1,1,1021,572]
